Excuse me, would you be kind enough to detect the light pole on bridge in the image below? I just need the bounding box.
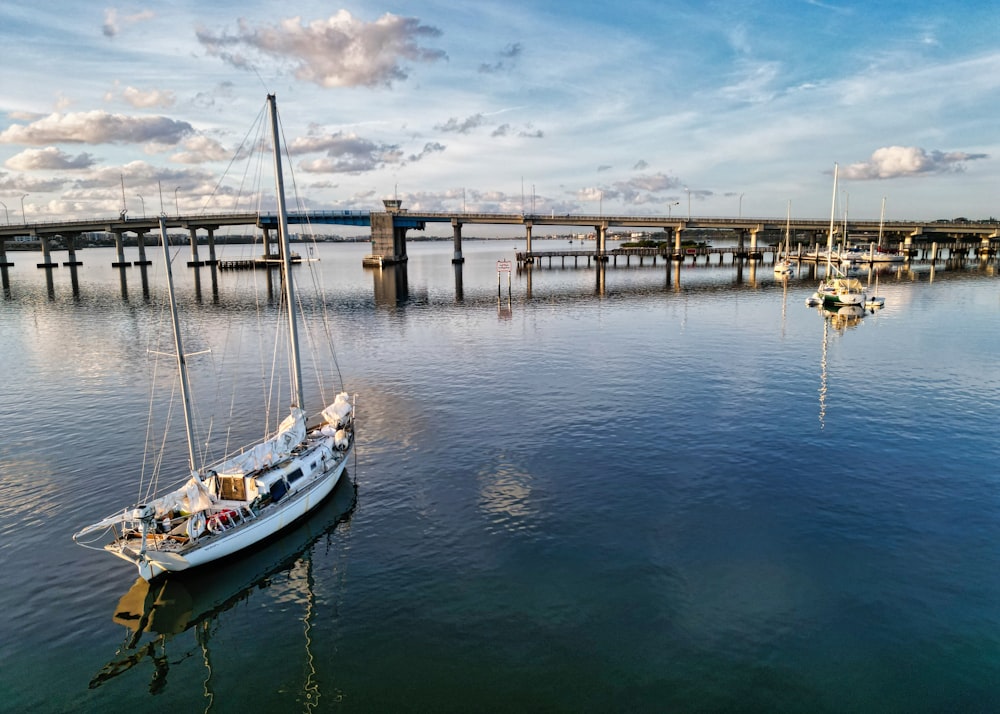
[20,194,28,223]
[174,187,180,217]
[668,201,679,218]
[739,193,744,218]
[0,201,7,224]
[136,194,146,219]
[685,188,691,220]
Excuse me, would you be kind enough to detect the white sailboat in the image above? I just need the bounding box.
[73,95,356,582]
[809,163,865,308]
[774,200,794,276]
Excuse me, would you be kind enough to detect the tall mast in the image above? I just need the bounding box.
[158,216,199,474]
[877,196,886,249]
[267,94,304,410]
[826,162,838,274]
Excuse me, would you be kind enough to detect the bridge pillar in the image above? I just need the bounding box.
[451,219,464,264]
[206,227,218,265]
[63,233,83,266]
[187,227,204,267]
[134,229,151,266]
[366,212,408,265]
[36,232,57,270]
[749,226,763,259]
[111,230,130,267]
[595,224,608,260]
[673,226,684,259]
[0,234,11,268]
[262,226,273,259]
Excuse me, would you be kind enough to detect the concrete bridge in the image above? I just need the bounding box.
[1,199,997,270]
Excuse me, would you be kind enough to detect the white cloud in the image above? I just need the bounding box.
[170,135,230,164]
[841,146,989,180]
[5,147,97,170]
[102,8,155,38]
[195,11,447,88]
[120,86,177,109]
[0,111,193,146]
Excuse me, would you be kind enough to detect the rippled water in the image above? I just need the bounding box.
[2,241,999,712]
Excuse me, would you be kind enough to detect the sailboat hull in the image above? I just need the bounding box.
[104,437,353,580]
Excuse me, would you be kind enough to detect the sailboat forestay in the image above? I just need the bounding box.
[73,95,355,582]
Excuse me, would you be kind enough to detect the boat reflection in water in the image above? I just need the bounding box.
[90,475,357,696]
[823,303,867,331]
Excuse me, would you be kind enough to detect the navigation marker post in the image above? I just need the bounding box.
[497,259,512,295]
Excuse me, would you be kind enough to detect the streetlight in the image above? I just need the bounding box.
[136,194,146,218]
[20,193,28,223]
[739,193,744,218]
[685,187,691,220]
[0,201,7,224]
[174,186,180,217]
[667,200,679,218]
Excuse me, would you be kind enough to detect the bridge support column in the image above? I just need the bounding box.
[111,230,130,267]
[980,235,994,257]
[187,227,204,267]
[672,227,684,259]
[36,232,58,269]
[206,227,218,265]
[451,220,464,263]
[903,235,913,261]
[749,227,763,259]
[0,235,11,268]
[525,223,533,255]
[595,224,608,261]
[63,234,83,266]
[134,230,151,266]
[262,226,273,259]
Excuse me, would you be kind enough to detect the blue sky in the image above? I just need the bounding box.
[1,1,998,233]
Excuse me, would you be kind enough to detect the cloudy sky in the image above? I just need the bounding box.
[1,1,998,233]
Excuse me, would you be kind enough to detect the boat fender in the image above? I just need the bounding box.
[187,511,207,540]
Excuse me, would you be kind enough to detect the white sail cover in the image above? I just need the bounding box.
[213,407,307,477]
[147,474,215,518]
[321,392,352,428]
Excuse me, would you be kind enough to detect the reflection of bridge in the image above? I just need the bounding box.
[1,199,997,270]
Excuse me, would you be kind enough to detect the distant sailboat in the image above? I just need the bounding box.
[774,200,794,276]
[808,163,865,308]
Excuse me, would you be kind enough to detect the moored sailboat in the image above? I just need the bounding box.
[73,95,356,582]
[808,163,865,308]
[774,200,794,276]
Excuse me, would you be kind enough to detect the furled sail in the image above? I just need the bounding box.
[213,408,306,477]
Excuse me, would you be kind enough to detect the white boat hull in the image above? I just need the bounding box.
[107,439,353,580]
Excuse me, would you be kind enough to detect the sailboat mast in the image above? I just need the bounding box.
[826,162,838,273]
[878,196,886,249]
[157,216,200,473]
[785,200,791,255]
[267,94,305,410]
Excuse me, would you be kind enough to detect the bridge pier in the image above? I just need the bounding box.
[36,232,58,270]
[749,226,763,259]
[62,234,83,267]
[111,230,130,267]
[187,227,205,267]
[205,226,218,265]
[451,219,464,263]
[595,224,608,261]
[672,226,684,259]
[0,232,11,269]
[525,223,533,261]
[134,229,151,266]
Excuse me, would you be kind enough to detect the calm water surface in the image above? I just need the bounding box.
[1,241,999,712]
